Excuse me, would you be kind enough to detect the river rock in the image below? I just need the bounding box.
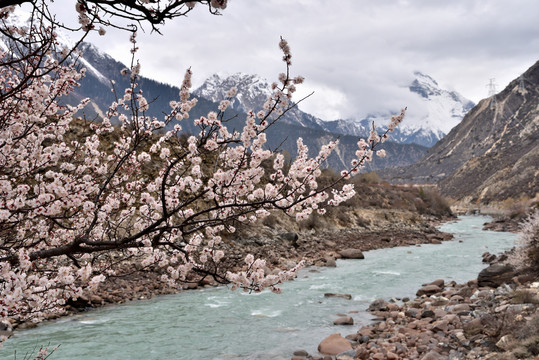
[429,279,445,288]
[325,257,337,267]
[318,333,352,355]
[421,309,435,318]
[368,298,389,311]
[338,248,365,259]
[334,316,354,325]
[279,232,299,247]
[477,264,515,288]
[324,239,337,247]
[405,308,419,318]
[432,319,449,332]
[421,350,443,359]
[482,251,497,263]
[416,284,442,297]
[293,350,309,356]
[336,349,356,359]
[324,293,352,300]
[455,286,475,298]
[449,294,465,304]
[0,320,12,337]
[463,318,482,336]
[451,303,471,314]
[428,237,442,244]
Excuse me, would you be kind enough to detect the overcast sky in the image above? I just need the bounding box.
[61,0,539,120]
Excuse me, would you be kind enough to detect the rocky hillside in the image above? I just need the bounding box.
[380,60,539,205]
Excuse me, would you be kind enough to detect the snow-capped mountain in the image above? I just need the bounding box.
[194,72,474,148]
[193,73,326,130]
[321,72,475,147]
[195,73,271,113]
[69,50,429,171]
[6,6,468,149]
[408,72,474,134]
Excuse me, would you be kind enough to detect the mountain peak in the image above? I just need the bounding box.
[193,70,474,148]
[413,71,439,87]
[194,72,327,130]
[409,71,442,98]
[194,72,272,112]
[407,71,475,134]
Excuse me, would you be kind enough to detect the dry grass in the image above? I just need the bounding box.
[510,289,539,305]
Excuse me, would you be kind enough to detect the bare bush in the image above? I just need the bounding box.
[505,210,539,272]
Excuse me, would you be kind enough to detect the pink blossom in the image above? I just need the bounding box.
[0,30,405,330]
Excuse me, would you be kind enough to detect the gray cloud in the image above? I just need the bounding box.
[58,0,539,120]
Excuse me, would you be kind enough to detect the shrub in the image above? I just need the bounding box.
[355,171,381,184]
[506,210,539,273]
[510,289,539,304]
[418,187,452,217]
[523,335,539,356]
[261,214,279,227]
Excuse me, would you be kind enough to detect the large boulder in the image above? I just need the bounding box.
[477,264,515,288]
[338,248,365,259]
[279,232,299,247]
[318,333,353,355]
[428,279,445,288]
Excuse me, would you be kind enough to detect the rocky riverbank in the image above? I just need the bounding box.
[482,213,530,233]
[292,258,539,360]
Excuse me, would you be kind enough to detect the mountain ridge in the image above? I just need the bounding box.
[0,9,432,174]
[195,71,474,148]
[66,43,429,171]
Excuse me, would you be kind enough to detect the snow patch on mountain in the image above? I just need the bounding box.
[79,57,109,85]
[3,9,111,87]
[407,71,474,134]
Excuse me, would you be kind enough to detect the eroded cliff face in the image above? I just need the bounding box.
[438,80,538,203]
[380,60,539,205]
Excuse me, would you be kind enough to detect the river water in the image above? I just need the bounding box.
[0,216,518,360]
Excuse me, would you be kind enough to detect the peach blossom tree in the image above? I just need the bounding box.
[0,2,406,343]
